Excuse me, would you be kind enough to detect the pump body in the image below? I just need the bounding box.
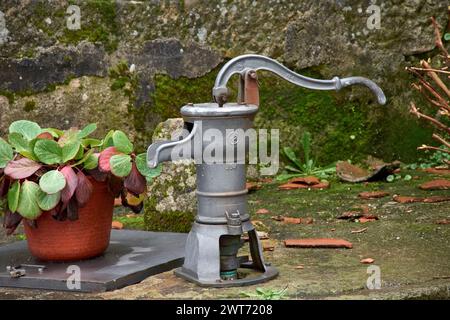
[146,54,386,287]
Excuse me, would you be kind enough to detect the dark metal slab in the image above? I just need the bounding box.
[0,230,187,293]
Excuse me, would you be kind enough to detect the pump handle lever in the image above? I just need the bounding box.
[212,54,386,106]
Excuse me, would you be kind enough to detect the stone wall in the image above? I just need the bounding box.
[0,0,447,162]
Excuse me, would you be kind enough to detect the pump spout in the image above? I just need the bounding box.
[337,76,386,105]
[212,54,386,106]
[146,123,198,168]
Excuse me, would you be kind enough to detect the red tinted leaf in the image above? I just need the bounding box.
[67,196,79,221]
[4,158,42,179]
[0,177,10,197]
[36,132,54,140]
[3,210,22,235]
[99,147,119,172]
[75,171,93,207]
[60,166,78,203]
[107,175,123,198]
[124,162,146,196]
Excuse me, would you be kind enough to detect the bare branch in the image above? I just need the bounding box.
[410,102,450,135]
[432,133,450,149]
[417,145,450,155]
[409,67,450,75]
[421,60,450,98]
[431,16,450,65]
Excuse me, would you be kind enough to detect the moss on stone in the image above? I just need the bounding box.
[143,197,194,233]
[60,0,119,53]
[23,100,36,112]
[151,70,220,120]
[0,91,15,105]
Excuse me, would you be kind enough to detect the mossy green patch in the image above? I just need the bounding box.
[151,70,220,120]
[23,100,36,112]
[113,213,145,230]
[143,197,194,233]
[60,0,119,53]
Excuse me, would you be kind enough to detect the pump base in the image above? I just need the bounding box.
[174,265,278,288]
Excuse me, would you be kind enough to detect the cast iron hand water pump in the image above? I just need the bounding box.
[147,54,386,287]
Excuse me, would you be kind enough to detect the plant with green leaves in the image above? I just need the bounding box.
[276,131,335,181]
[0,120,161,235]
[240,287,287,300]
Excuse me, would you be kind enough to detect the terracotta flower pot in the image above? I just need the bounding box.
[24,179,115,262]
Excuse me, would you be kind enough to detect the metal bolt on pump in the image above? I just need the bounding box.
[147,54,386,287]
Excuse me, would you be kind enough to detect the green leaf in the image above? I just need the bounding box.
[284,165,302,173]
[37,190,61,211]
[101,130,115,151]
[0,138,13,168]
[8,132,36,160]
[34,139,63,164]
[403,174,412,181]
[74,144,84,160]
[81,138,102,148]
[83,153,99,170]
[62,140,81,162]
[39,170,66,194]
[17,181,42,220]
[57,128,79,147]
[283,147,302,170]
[7,181,20,212]
[71,149,94,167]
[42,128,63,138]
[9,120,42,140]
[78,123,97,138]
[386,175,395,182]
[112,130,133,154]
[444,33,450,41]
[135,153,162,179]
[110,154,132,177]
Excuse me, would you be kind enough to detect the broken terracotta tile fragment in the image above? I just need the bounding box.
[271,215,284,222]
[256,208,270,215]
[358,191,389,199]
[278,183,309,190]
[311,181,330,189]
[111,221,123,230]
[246,182,262,192]
[393,195,450,203]
[436,219,450,225]
[282,217,302,224]
[422,196,450,203]
[289,176,320,185]
[393,195,419,203]
[336,160,400,183]
[359,217,377,223]
[278,176,329,190]
[283,217,302,224]
[360,258,375,264]
[423,168,450,175]
[284,238,353,249]
[114,198,122,207]
[419,179,450,190]
[262,240,275,251]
